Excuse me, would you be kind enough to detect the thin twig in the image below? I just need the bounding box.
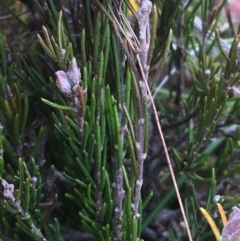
[2,179,47,241]
[152,68,177,100]
[0,11,29,20]
[162,107,198,130]
[194,16,231,56]
[142,55,193,241]
[112,165,124,241]
[175,0,184,105]
[38,194,58,229]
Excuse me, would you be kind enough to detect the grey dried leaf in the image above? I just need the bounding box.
[221,207,240,241]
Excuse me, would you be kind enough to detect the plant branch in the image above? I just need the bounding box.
[2,179,47,241]
[133,0,152,218]
[141,29,193,241]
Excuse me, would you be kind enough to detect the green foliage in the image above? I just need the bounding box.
[1,0,240,241]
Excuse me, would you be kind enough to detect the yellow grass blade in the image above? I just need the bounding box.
[216,203,227,226]
[200,207,221,241]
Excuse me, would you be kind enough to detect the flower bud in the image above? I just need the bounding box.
[66,57,81,86]
[55,70,73,97]
[2,179,15,202]
[60,48,66,58]
[221,207,240,241]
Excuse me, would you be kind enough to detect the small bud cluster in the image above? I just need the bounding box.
[2,179,46,240]
[2,179,15,202]
[55,57,81,98]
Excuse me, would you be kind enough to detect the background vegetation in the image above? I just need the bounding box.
[0,0,240,240]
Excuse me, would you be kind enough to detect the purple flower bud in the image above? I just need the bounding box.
[55,70,73,97]
[221,207,240,241]
[2,179,15,202]
[66,57,81,86]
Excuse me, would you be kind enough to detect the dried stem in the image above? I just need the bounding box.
[194,16,232,56]
[94,168,103,220]
[132,0,152,218]
[112,165,124,241]
[141,59,193,241]
[2,179,47,241]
